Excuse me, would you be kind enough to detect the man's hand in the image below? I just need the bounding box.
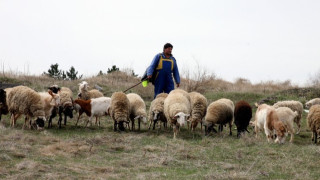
[177,83,180,88]
[147,75,152,79]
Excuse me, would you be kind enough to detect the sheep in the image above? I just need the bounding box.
[7,86,46,130]
[188,92,207,131]
[272,100,303,134]
[0,89,8,122]
[110,92,130,131]
[74,97,111,127]
[305,98,320,109]
[307,104,320,144]
[38,90,60,122]
[164,89,191,139]
[126,93,147,131]
[47,87,74,128]
[78,81,103,100]
[148,93,168,130]
[254,104,287,144]
[275,107,298,143]
[234,100,252,137]
[204,98,234,136]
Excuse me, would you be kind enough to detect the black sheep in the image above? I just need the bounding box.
[234,100,252,137]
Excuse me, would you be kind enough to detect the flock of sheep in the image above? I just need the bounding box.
[1,81,320,144]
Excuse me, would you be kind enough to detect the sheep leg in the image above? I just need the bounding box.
[229,122,232,136]
[138,119,141,131]
[173,125,178,139]
[75,111,83,126]
[148,120,152,130]
[113,121,117,131]
[152,120,157,130]
[290,132,294,143]
[85,116,91,127]
[296,121,301,134]
[314,132,317,144]
[64,115,68,127]
[131,120,135,131]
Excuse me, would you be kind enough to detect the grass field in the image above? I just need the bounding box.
[1,88,320,179]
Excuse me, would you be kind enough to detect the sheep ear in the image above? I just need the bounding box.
[173,114,179,120]
[254,102,259,107]
[134,115,140,120]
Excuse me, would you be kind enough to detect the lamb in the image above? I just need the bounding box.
[7,86,46,130]
[272,100,303,134]
[0,89,8,122]
[204,98,234,136]
[74,97,111,127]
[254,104,287,144]
[148,93,168,130]
[305,98,320,109]
[164,89,191,139]
[275,107,298,143]
[127,93,147,131]
[307,104,320,144]
[188,92,207,131]
[234,100,252,137]
[78,81,103,100]
[110,92,130,131]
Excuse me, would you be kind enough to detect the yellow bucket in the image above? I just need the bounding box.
[142,80,148,87]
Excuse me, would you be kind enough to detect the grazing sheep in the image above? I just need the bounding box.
[110,92,130,131]
[273,100,303,134]
[0,89,8,122]
[47,87,74,128]
[148,93,168,130]
[254,104,287,144]
[74,97,111,127]
[306,98,320,109]
[127,93,147,131]
[307,104,320,144]
[188,92,207,131]
[38,90,60,121]
[7,86,46,130]
[204,98,234,136]
[275,107,298,143]
[78,81,103,100]
[234,100,252,137]
[164,89,191,139]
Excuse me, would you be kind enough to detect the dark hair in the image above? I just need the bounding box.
[163,43,173,51]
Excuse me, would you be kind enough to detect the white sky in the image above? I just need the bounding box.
[0,0,320,86]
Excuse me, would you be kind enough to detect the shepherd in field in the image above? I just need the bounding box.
[146,43,181,98]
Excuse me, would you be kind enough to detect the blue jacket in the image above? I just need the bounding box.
[147,53,180,84]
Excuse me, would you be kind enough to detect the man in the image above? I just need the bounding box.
[147,43,180,98]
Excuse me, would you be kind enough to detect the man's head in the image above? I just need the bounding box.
[163,43,173,55]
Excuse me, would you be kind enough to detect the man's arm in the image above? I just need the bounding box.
[147,54,161,78]
[172,58,180,87]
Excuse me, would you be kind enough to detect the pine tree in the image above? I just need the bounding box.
[66,66,82,80]
[107,65,119,74]
[44,63,63,79]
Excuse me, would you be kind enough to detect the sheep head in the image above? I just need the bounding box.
[173,112,189,127]
[134,115,147,124]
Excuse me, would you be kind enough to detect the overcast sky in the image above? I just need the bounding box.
[0,0,319,86]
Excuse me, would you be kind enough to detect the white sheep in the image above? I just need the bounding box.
[307,104,320,144]
[306,98,320,109]
[273,100,303,134]
[7,86,46,130]
[204,98,234,136]
[275,107,298,143]
[127,93,147,131]
[255,104,287,144]
[78,81,103,100]
[74,97,111,127]
[110,92,130,131]
[55,87,74,128]
[148,93,168,130]
[188,92,207,131]
[164,89,191,139]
